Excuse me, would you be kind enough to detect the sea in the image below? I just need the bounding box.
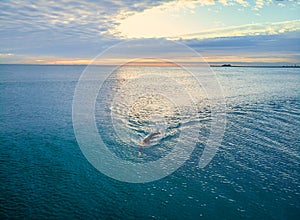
[0,64,299,219]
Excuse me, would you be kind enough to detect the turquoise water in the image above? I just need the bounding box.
[1,64,299,219]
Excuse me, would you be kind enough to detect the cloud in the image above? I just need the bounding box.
[5,32,299,65]
[0,53,14,57]
[0,0,172,59]
[203,55,298,64]
[1,0,299,65]
[0,0,170,50]
[234,0,249,7]
[1,0,299,43]
[170,20,300,40]
[180,31,300,64]
[112,0,299,39]
[254,0,274,10]
[182,32,300,51]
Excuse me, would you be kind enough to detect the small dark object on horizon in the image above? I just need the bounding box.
[222,64,232,67]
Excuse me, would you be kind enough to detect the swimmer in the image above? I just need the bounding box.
[138,131,161,156]
[140,131,161,146]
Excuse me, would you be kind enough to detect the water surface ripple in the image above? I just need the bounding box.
[0,65,299,219]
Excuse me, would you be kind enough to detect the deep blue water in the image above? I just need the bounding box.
[0,64,299,219]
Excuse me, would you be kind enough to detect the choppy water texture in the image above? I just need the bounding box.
[1,65,299,219]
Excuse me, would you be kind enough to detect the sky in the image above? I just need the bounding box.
[0,0,299,65]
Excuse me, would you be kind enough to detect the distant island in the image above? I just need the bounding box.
[210,64,299,68]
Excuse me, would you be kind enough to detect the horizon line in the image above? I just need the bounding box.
[1,63,299,68]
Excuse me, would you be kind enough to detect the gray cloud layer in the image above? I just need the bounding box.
[1,0,169,54]
[0,0,299,64]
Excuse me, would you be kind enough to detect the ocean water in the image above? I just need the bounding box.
[0,64,299,219]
